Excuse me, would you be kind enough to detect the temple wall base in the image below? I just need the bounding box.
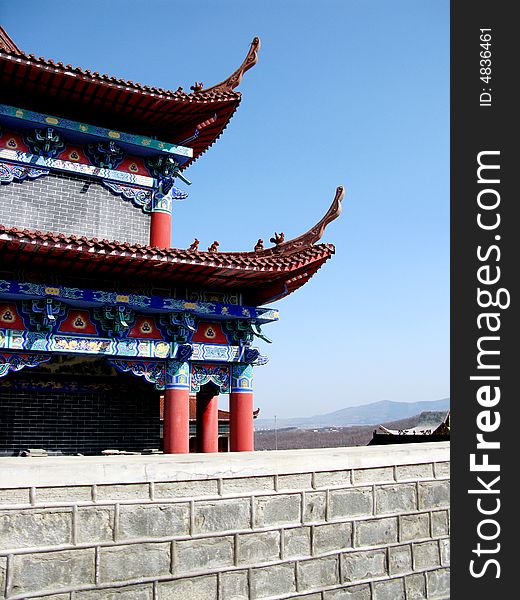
[0,442,450,599]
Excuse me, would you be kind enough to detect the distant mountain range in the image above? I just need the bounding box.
[255,399,450,430]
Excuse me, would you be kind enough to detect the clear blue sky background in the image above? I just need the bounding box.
[2,0,449,418]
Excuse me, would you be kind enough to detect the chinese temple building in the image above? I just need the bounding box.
[0,27,343,456]
[369,411,451,446]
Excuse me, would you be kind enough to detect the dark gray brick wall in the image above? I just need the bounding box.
[0,372,160,455]
[0,172,150,244]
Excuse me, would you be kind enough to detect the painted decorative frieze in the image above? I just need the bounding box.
[190,343,240,362]
[25,127,65,158]
[0,304,25,330]
[165,360,190,390]
[158,312,198,343]
[0,160,49,184]
[0,299,270,370]
[0,148,152,189]
[187,290,241,306]
[174,343,194,363]
[109,359,165,389]
[192,322,230,345]
[128,317,165,340]
[0,278,280,324]
[0,103,193,212]
[93,306,136,338]
[58,310,98,335]
[0,104,193,161]
[231,363,254,392]
[224,319,272,345]
[21,299,67,332]
[87,141,124,170]
[0,352,51,378]
[191,363,230,394]
[101,181,153,213]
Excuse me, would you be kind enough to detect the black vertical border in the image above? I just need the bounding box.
[451,1,516,597]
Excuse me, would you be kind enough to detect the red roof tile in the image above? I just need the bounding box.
[0,187,343,305]
[0,28,260,168]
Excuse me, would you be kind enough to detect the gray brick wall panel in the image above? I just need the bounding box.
[0,509,73,550]
[9,549,96,597]
[0,173,150,245]
[99,543,171,583]
[158,574,218,599]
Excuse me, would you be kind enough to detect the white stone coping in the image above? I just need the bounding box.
[0,442,449,489]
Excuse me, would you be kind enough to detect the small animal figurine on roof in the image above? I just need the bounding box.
[270,232,285,245]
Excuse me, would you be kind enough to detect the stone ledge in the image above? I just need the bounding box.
[0,443,449,489]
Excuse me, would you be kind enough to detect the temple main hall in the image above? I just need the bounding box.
[0,27,343,456]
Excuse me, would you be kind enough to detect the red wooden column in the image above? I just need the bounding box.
[149,192,172,248]
[229,364,254,452]
[150,211,172,248]
[196,390,219,453]
[163,360,190,454]
[230,392,254,451]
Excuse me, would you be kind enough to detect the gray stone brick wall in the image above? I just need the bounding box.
[0,373,160,456]
[0,172,150,245]
[0,445,450,599]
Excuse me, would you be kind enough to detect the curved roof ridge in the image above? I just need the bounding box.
[0,223,335,304]
[0,185,342,259]
[0,28,259,102]
[0,222,334,265]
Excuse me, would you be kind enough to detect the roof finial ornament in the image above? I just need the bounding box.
[270,232,285,246]
[189,238,200,251]
[260,187,345,256]
[199,37,261,94]
[190,82,204,92]
[208,241,219,252]
[254,239,264,252]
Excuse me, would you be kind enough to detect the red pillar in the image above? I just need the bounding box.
[150,211,171,248]
[163,388,190,454]
[196,393,219,453]
[229,392,254,452]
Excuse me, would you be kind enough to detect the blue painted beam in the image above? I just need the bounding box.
[0,279,280,324]
[0,103,193,163]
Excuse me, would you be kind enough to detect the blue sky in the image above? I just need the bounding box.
[2,0,449,418]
